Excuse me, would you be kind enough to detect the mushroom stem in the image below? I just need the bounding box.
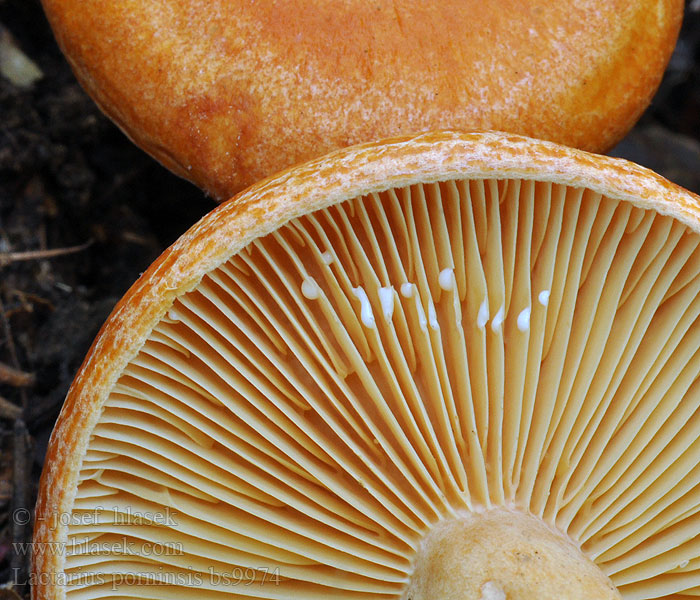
[404,508,621,599]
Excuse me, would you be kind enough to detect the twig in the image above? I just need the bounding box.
[0,362,34,387]
[0,239,93,267]
[0,296,28,412]
[0,396,22,420]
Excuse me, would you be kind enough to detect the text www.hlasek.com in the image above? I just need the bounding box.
[15,537,184,557]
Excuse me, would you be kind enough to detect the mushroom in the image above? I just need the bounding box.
[34,131,700,599]
[40,0,683,199]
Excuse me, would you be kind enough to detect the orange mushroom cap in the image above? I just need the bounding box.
[41,0,683,200]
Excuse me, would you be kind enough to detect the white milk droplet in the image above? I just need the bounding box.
[438,268,455,291]
[301,278,320,300]
[321,251,334,265]
[428,301,439,330]
[680,559,690,568]
[480,581,506,600]
[378,287,395,321]
[416,298,428,331]
[400,282,415,298]
[167,308,181,321]
[491,305,505,333]
[538,289,550,306]
[477,299,490,329]
[517,307,531,332]
[352,287,375,328]
[453,292,463,326]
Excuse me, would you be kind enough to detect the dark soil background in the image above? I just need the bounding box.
[0,0,698,597]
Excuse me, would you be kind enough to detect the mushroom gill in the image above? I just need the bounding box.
[33,133,700,600]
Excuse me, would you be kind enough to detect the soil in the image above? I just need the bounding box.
[0,0,698,597]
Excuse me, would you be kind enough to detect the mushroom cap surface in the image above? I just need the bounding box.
[40,0,683,199]
[33,131,700,599]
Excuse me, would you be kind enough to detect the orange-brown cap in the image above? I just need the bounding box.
[41,0,683,200]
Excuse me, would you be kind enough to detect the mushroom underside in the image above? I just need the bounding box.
[60,177,700,599]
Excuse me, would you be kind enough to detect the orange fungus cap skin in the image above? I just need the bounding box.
[41,0,683,200]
